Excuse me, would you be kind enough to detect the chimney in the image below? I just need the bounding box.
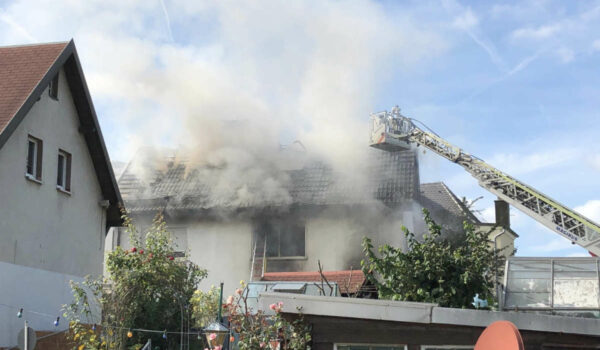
[495,199,510,228]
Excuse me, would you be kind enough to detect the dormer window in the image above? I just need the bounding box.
[57,150,71,192]
[26,135,43,181]
[49,74,58,100]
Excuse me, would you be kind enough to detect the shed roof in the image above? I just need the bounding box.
[262,270,366,295]
[258,292,600,337]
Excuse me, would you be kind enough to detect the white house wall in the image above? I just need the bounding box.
[0,67,106,277]
[0,68,106,346]
[117,205,414,295]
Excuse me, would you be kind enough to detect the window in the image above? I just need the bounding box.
[256,219,305,258]
[26,135,43,181]
[49,74,58,100]
[57,150,71,192]
[169,227,188,257]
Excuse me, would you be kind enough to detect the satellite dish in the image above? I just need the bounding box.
[17,325,37,350]
[474,320,524,350]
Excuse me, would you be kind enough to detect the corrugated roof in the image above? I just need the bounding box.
[119,149,420,211]
[262,270,366,294]
[0,42,68,134]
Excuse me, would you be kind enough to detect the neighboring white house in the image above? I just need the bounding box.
[112,148,516,294]
[0,41,122,346]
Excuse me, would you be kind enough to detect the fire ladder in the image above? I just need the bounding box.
[250,233,267,281]
[370,106,600,255]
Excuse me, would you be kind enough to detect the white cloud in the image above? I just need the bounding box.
[511,24,561,40]
[487,148,576,176]
[452,7,478,30]
[592,39,600,51]
[556,46,574,63]
[575,200,600,222]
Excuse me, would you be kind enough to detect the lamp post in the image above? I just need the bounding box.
[204,282,229,349]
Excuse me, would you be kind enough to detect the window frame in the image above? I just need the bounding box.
[259,219,306,259]
[56,149,72,193]
[49,74,59,100]
[25,135,43,182]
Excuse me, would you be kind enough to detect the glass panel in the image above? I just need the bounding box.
[57,154,64,186]
[280,223,305,256]
[265,227,279,257]
[509,260,551,271]
[509,270,551,279]
[27,141,35,174]
[506,278,551,293]
[554,279,599,308]
[504,292,551,308]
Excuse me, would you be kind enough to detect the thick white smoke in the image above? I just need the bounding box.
[0,0,447,206]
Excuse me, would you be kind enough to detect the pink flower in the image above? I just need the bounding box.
[278,302,283,308]
[226,295,234,305]
[204,348,209,350]
[235,288,242,295]
[260,342,266,348]
[215,346,222,350]
[269,303,277,311]
[209,333,217,341]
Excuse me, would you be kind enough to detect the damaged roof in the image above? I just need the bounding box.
[119,149,420,212]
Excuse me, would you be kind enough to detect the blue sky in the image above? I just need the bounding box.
[1,0,599,257]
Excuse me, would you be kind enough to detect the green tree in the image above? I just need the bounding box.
[64,212,207,349]
[361,209,500,308]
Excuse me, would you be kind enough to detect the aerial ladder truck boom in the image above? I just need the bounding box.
[370,106,600,255]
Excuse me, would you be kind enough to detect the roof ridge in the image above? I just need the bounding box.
[438,182,480,223]
[0,40,70,49]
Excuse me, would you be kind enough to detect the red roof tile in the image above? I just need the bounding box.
[0,42,68,133]
[262,270,366,294]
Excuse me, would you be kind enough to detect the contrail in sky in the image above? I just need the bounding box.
[159,0,174,42]
[0,11,37,43]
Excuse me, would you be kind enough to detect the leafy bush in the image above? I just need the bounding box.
[361,209,500,308]
[64,212,207,349]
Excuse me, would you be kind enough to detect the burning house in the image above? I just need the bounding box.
[110,146,515,292]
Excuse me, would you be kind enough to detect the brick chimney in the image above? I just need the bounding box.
[495,199,510,228]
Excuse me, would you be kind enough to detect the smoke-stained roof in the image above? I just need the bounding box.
[118,149,420,212]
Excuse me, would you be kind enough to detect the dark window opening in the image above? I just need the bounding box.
[257,218,305,257]
[26,136,43,180]
[57,150,71,191]
[49,74,59,100]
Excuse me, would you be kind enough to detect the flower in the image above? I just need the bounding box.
[269,303,277,311]
[139,249,144,254]
[226,295,234,305]
[168,256,174,261]
[260,342,266,348]
[230,336,235,343]
[209,333,217,341]
[131,247,137,253]
[235,288,242,295]
[215,346,222,350]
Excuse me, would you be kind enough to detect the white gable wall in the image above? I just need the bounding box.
[0,67,106,277]
[0,67,107,346]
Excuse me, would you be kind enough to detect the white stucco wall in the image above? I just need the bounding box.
[0,262,100,348]
[0,68,107,346]
[0,68,106,277]
[115,205,415,295]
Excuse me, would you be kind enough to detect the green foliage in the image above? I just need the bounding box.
[190,285,221,328]
[64,212,207,349]
[361,209,499,308]
[225,282,311,350]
